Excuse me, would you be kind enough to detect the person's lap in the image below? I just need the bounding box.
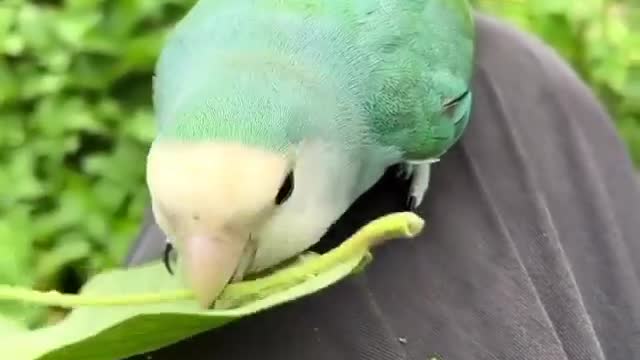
[126,13,640,360]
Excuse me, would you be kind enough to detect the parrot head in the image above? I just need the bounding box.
[147,140,301,308]
[145,0,474,308]
[145,24,381,309]
[145,92,372,308]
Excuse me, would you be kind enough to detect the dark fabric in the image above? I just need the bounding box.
[125,13,640,360]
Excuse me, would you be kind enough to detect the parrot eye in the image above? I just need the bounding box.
[275,171,294,205]
[442,89,469,119]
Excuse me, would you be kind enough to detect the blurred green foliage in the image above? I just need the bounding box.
[0,0,197,326]
[0,0,637,327]
[474,0,639,162]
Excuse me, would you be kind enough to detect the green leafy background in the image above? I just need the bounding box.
[0,0,638,329]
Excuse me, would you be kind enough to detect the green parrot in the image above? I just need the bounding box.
[146,0,474,308]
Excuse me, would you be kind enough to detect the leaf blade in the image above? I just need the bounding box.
[0,212,424,360]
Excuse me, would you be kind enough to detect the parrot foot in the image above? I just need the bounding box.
[398,160,438,211]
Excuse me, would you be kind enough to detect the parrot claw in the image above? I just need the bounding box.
[399,160,437,212]
[163,239,176,275]
[406,195,418,211]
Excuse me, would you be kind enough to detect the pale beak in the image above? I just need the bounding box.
[181,235,249,308]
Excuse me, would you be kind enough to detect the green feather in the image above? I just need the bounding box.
[153,0,474,159]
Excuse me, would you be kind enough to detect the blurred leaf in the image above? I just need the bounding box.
[0,207,34,287]
[0,315,26,336]
[0,151,45,205]
[0,206,47,327]
[34,236,92,288]
[53,11,101,49]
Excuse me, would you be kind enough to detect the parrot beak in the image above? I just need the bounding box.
[181,234,250,308]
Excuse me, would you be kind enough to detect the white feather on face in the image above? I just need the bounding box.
[146,141,291,243]
[146,140,293,306]
[147,138,367,264]
[250,139,366,272]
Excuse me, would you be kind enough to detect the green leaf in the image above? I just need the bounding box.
[0,209,34,287]
[34,236,92,288]
[0,212,424,360]
[0,315,26,336]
